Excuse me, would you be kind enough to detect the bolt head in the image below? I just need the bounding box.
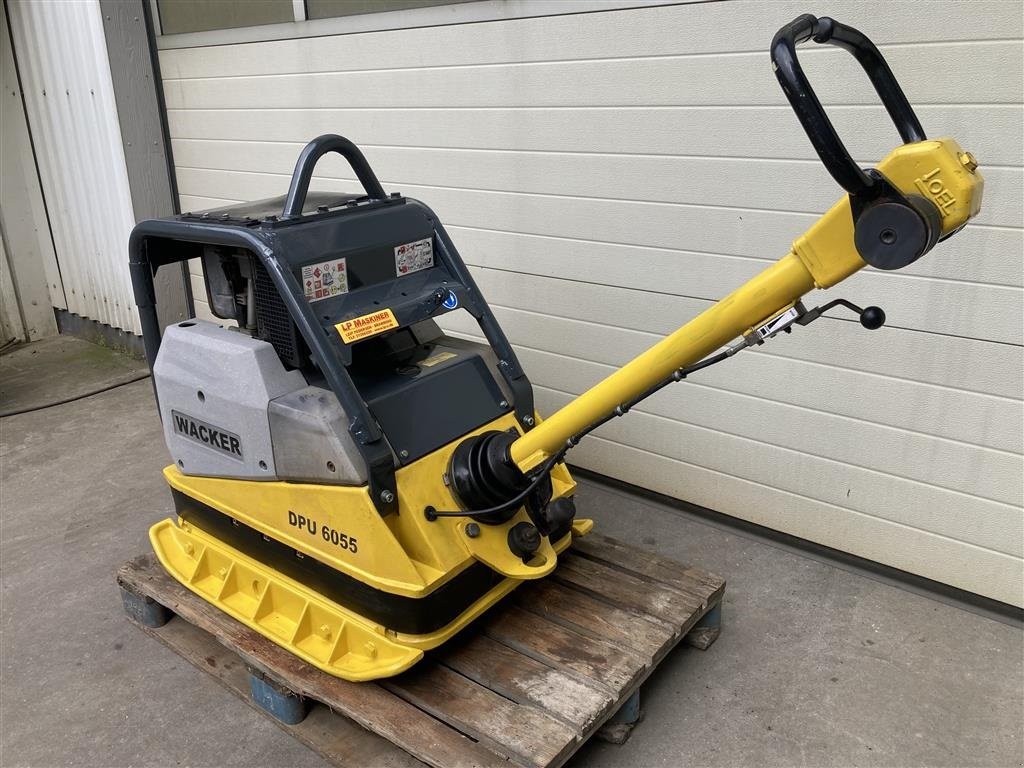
[380,490,395,504]
[958,151,978,172]
[523,415,535,426]
[465,522,481,538]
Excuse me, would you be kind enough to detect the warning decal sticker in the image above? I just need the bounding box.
[395,237,434,276]
[302,258,348,302]
[335,309,399,344]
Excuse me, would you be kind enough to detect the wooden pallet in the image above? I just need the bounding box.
[118,533,725,768]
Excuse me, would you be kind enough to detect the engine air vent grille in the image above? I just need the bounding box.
[252,259,307,369]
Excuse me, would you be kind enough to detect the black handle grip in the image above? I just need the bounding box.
[771,15,926,197]
[283,134,386,218]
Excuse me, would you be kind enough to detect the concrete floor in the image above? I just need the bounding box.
[1,339,1022,768]
[0,336,147,417]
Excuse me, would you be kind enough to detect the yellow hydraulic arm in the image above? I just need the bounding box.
[511,136,982,472]
[444,14,983,514]
[508,16,984,473]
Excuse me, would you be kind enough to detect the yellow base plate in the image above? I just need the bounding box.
[149,517,593,681]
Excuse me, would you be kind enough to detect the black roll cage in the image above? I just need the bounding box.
[130,135,534,516]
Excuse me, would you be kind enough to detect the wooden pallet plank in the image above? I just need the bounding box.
[514,579,674,659]
[139,614,423,767]
[552,553,704,624]
[117,556,510,768]
[571,533,726,597]
[434,634,614,731]
[383,663,578,768]
[119,529,728,768]
[483,605,645,694]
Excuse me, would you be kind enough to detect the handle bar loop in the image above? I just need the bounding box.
[771,14,926,197]
[283,134,387,218]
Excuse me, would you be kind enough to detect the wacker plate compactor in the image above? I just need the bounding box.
[130,16,982,681]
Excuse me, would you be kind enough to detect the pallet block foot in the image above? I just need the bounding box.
[596,689,644,744]
[685,601,722,650]
[120,586,172,628]
[248,669,309,725]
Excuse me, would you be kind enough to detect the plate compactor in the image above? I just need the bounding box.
[130,16,982,681]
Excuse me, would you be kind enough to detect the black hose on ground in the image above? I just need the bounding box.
[0,372,150,418]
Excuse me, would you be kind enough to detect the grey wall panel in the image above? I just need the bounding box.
[100,0,188,330]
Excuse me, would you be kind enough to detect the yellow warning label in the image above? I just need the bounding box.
[419,351,457,368]
[335,309,399,344]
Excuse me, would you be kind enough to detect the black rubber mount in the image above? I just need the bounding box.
[544,497,577,542]
[448,430,529,524]
[852,181,942,272]
[507,522,541,560]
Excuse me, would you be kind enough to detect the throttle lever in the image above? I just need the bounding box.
[740,298,884,350]
[796,298,885,330]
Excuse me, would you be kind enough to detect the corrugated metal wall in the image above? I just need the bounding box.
[7,0,141,334]
[156,0,1023,605]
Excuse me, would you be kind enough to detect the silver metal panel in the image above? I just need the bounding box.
[269,386,368,486]
[153,320,305,479]
[7,0,141,333]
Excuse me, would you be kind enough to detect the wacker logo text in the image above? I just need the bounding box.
[171,410,243,460]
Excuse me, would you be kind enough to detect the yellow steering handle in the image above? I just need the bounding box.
[509,138,983,473]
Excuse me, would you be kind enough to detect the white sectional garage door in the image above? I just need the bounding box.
[156,0,1024,606]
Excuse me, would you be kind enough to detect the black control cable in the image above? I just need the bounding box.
[0,371,151,418]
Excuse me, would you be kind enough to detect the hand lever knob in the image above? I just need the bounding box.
[859,305,886,330]
[796,298,886,330]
